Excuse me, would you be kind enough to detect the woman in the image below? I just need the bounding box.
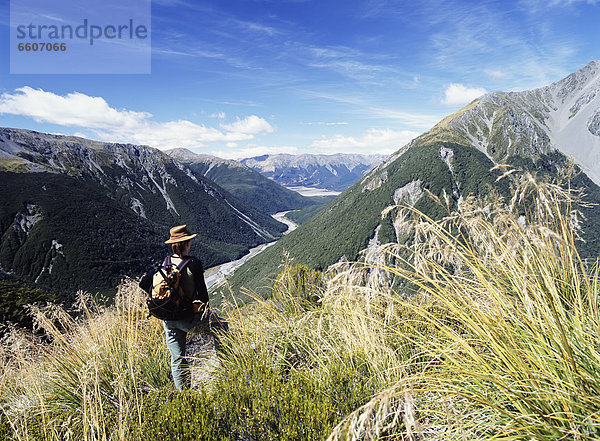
[161,224,227,390]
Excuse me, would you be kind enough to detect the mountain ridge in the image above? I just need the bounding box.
[0,128,285,294]
[165,147,326,215]
[241,153,386,192]
[408,60,600,184]
[222,61,600,296]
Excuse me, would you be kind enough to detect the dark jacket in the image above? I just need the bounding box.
[171,255,209,305]
[139,254,209,306]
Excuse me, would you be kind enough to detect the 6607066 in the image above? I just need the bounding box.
[17,42,66,51]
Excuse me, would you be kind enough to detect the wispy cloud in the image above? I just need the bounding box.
[396,0,585,90]
[309,128,420,153]
[0,87,274,150]
[485,69,509,79]
[231,19,283,36]
[521,0,599,11]
[212,144,300,159]
[304,121,349,126]
[303,90,441,128]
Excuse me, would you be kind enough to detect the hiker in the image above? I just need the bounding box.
[157,224,228,390]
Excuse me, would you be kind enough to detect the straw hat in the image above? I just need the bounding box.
[164,225,197,244]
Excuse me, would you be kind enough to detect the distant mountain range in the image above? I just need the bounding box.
[0,129,287,294]
[240,153,386,192]
[224,60,600,295]
[165,148,320,214]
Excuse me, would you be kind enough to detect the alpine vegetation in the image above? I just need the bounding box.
[1,168,598,440]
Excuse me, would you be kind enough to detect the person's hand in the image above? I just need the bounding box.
[192,302,208,315]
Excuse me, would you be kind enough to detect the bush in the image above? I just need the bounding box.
[143,361,375,441]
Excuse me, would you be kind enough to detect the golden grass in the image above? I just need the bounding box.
[328,167,600,440]
[0,279,172,440]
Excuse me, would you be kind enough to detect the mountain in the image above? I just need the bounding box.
[165,148,319,215]
[240,153,386,192]
[414,59,600,185]
[223,61,600,295]
[0,128,286,295]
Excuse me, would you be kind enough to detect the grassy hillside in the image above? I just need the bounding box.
[2,172,599,440]
[0,170,284,296]
[284,196,335,225]
[221,141,600,298]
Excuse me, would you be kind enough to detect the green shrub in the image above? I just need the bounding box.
[142,361,375,441]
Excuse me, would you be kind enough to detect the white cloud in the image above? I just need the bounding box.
[210,112,226,119]
[210,128,420,159]
[0,86,150,129]
[441,83,487,106]
[220,115,274,135]
[305,121,349,126]
[0,87,274,150]
[309,128,420,154]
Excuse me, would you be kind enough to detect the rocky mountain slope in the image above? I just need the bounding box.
[0,128,286,294]
[241,153,386,192]
[413,59,600,185]
[166,148,318,214]
[224,61,600,295]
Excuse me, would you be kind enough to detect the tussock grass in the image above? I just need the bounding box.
[328,168,600,440]
[1,168,599,440]
[0,280,172,440]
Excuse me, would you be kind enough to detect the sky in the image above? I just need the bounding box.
[0,0,599,159]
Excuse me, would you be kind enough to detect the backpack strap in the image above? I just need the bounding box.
[166,255,192,272]
[176,256,193,271]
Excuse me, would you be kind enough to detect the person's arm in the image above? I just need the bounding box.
[189,258,209,311]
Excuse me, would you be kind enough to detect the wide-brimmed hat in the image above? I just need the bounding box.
[165,225,197,244]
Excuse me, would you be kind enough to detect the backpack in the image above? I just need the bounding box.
[143,256,194,320]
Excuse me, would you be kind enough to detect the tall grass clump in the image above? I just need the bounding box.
[330,167,600,440]
[210,262,416,440]
[0,278,172,440]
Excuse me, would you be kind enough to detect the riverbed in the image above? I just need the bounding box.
[204,211,298,290]
[285,186,341,197]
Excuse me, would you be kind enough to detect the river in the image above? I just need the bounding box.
[204,211,298,290]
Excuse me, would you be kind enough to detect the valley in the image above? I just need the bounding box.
[205,210,299,291]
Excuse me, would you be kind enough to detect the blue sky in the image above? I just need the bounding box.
[0,0,599,158]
